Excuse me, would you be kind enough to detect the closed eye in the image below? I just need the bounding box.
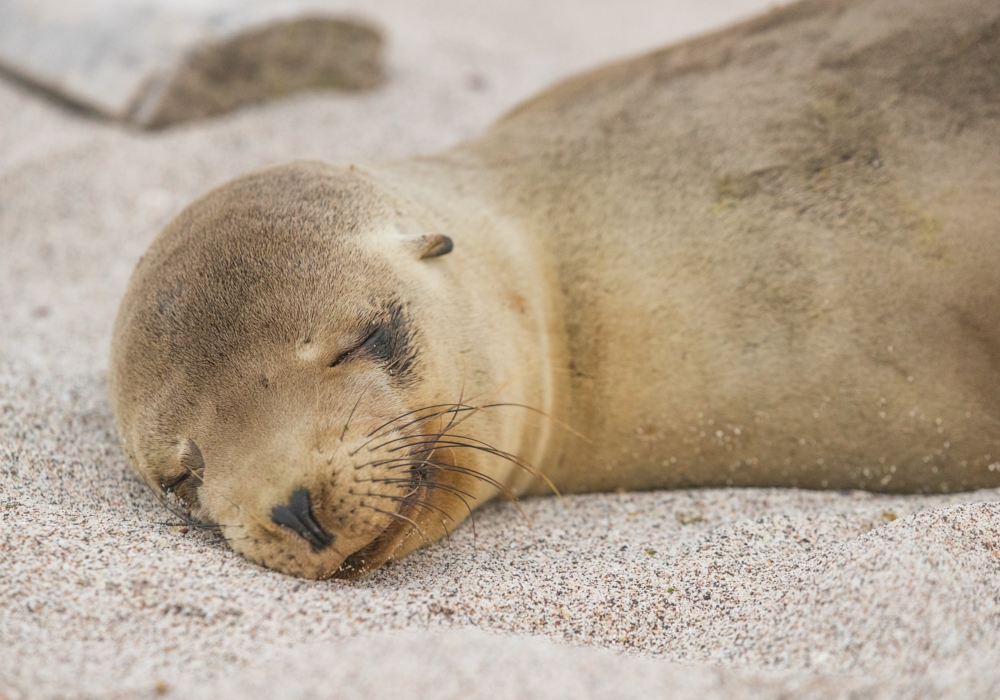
[161,471,191,493]
[328,324,390,368]
[359,324,393,361]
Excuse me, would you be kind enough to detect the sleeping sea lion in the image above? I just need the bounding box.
[110,0,1000,578]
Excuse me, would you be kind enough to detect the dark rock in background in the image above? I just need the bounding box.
[0,0,383,128]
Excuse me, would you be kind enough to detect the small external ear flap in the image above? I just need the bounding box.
[418,234,454,259]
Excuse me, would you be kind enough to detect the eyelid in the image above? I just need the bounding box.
[161,471,191,492]
[328,326,380,368]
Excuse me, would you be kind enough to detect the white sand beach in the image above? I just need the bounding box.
[2,1,1000,698]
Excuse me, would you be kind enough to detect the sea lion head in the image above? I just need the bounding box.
[110,160,540,579]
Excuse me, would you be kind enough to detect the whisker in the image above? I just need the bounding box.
[378,457,510,490]
[369,431,500,453]
[348,404,465,456]
[153,520,223,531]
[444,378,468,437]
[393,438,533,472]
[352,454,449,471]
[366,397,588,454]
[404,477,477,546]
[364,412,502,454]
[363,476,479,539]
[356,490,456,527]
[221,534,253,544]
[146,479,226,531]
[350,392,554,532]
[368,401,538,468]
[474,402,592,444]
[358,413,470,455]
[361,377,500,443]
[354,448,533,529]
[408,437,561,497]
[340,381,372,442]
[362,477,476,501]
[363,402,476,441]
[358,504,426,542]
[392,406,481,442]
[386,459,532,527]
[376,455,518,498]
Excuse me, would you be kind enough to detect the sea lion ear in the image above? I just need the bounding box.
[392,225,454,259]
[415,234,454,259]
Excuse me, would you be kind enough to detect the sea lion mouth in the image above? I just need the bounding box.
[332,500,420,579]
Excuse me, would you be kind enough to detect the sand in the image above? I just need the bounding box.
[3,1,1000,698]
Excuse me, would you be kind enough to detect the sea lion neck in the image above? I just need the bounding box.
[359,158,573,495]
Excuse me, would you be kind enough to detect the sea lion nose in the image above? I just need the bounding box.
[270,488,335,552]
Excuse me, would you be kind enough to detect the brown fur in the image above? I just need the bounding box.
[111,0,1000,578]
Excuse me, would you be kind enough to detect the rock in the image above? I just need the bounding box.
[0,0,383,128]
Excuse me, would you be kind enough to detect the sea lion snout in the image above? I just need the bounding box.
[195,404,489,580]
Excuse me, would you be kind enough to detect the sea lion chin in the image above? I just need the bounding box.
[111,0,1000,578]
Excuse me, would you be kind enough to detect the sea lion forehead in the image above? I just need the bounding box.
[155,160,393,257]
[132,162,401,314]
[114,161,413,394]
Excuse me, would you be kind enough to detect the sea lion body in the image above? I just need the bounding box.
[110,0,1000,578]
[468,0,1000,496]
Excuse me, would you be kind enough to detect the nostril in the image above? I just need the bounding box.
[271,488,335,552]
